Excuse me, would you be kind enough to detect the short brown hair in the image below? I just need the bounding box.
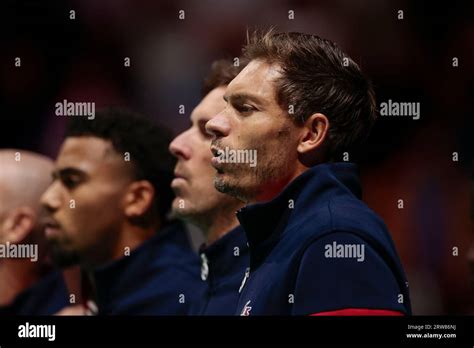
[243,29,377,160]
[201,58,248,96]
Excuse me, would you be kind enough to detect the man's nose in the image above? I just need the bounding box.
[169,131,192,160]
[205,111,231,139]
[40,182,62,213]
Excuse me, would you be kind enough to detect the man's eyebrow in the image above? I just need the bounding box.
[224,93,265,107]
[52,167,88,179]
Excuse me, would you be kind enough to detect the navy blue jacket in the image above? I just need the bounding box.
[91,222,204,315]
[190,226,249,315]
[235,163,411,316]
[0,270,69,315]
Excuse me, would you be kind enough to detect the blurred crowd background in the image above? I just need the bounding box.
[1,0,473,314]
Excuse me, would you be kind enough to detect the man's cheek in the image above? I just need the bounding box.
[68,198,102,226]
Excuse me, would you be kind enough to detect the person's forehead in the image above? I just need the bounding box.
[190,86,226,123]
[56,136,120,172]
[227,59,281,97]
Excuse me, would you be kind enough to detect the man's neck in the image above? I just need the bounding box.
[205,216,240,246]
[251,165,308,204]
[111,224,156,261]
[82,224,158,270]
[80,224,158,310]
[0,259,41,306]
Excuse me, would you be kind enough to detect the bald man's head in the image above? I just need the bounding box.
[0,149,53,245]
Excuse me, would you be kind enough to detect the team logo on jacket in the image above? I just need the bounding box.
[240,300,252,316]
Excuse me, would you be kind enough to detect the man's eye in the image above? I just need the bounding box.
[62,177,80,189]
[236,104,256,113]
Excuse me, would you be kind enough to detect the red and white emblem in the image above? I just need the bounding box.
[240,300,252,316]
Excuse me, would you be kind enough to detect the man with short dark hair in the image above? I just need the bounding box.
[206,30,411,315]
[41,108,203,315]
[170,59,249,315]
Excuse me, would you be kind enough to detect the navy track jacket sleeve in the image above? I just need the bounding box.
[292,232,407,316]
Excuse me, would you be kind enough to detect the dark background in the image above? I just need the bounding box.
[1,0,473,314]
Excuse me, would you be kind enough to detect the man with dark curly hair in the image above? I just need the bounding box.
[41,108,204,315]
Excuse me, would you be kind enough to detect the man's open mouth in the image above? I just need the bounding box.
[210,146,223,158]
[43,219,62,238]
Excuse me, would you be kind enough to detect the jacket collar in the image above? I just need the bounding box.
[199,225,248,282]
[90,222,189,312]
[236,162,361,269]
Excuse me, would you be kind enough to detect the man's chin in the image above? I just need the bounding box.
[171,199,200,221]
[171,197,189,214]
[214,175,246,202]
[49,245,81,268]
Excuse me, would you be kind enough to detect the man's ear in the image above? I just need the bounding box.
[123,181,155,219]
[297,113,329,164]
[0,206,36,244]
